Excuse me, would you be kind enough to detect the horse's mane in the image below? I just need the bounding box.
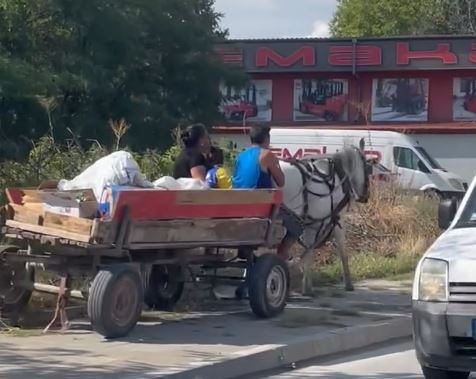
[333,147,359,174]
[291,146,359,176]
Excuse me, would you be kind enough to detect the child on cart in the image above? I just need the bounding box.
[205,146,232,189]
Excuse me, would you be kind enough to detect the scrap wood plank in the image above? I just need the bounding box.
[21,202,44,213]
[5,220,92,243]
[43,212,93,235]
[9,204,44,225]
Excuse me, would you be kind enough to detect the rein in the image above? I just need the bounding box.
[285,154,352,254]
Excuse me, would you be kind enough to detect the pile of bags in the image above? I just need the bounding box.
[57,150,209,203]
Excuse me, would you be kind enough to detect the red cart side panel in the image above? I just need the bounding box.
[111,189,283,221]
[5,188,24,205]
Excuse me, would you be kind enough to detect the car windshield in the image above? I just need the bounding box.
[456,186,476,225]
[414,146,444,170]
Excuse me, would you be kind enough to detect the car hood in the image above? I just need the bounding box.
[425,227,476,282]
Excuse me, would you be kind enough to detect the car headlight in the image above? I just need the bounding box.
[418,258,448,302]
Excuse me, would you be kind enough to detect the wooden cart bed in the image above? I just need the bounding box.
[3,187,285,248]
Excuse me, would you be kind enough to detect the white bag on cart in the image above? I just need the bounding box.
[153,176,209,190]
[57,150,153,201]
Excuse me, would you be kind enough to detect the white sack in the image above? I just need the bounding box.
[58,150,153,201]
[153,176,182,190]
[176,178,209,190]
[153,176,209,190]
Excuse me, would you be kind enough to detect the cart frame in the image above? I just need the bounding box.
[0,187,290,338]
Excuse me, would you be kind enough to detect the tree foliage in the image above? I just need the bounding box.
[0,0,243,157]
[329,0,450,37]
[445,0,476,34]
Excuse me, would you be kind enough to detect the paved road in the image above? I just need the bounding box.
[253,340,475,379]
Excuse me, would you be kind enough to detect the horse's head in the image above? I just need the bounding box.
[335,138,370,203]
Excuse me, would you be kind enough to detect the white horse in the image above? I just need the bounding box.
[280,140,370,295]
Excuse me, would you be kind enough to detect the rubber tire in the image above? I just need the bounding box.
[88,265,143,339]
[144,264,184,311]
[0,245,34,315]
[248,254,289,319]
[421,366,469,379]
[424,189,441,200]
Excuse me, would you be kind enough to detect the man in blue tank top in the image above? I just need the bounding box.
[232,126,285,189]
[232,126,303,261]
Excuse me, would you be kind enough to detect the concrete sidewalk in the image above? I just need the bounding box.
[0,279,413,379]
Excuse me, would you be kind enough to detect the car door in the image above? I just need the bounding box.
[393,146,432,190]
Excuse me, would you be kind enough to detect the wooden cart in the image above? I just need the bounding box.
[0,187,288,338]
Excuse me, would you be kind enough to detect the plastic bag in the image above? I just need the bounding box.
[153,176,209,190]
[153,176,182,190]
[58,151,153,201]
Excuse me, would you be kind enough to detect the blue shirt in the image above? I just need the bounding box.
[232,146,273,189]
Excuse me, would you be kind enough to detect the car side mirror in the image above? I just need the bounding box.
[438,198,458,230]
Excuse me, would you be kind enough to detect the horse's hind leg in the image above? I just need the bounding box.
[334,225,354,291]
[301,251,314,296]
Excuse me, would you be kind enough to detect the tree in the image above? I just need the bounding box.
[329,0,449,37]
[0,0,243,157]
[445,0,476,34]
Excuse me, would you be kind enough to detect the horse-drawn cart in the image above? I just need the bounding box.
[0,187,288,338]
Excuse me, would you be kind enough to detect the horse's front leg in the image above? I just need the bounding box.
[334,225,354,291]
[300,250,315,296]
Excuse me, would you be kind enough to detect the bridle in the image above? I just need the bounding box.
[284,147,369,255]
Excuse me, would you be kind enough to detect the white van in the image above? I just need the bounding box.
[268,128,467,198]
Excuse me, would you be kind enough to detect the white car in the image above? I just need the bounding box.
[412,173,476,379]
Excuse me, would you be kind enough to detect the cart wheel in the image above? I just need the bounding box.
[248,254,289,318]
[144,264,184,311]
[88,265,143,339]
[0,246,34,315]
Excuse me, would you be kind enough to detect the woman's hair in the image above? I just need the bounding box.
[208,146,224,166]
[180,123,207,148]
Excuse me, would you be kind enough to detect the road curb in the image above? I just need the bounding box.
[165,316,412,379]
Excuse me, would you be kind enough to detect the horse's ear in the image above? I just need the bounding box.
[359,138,365,152]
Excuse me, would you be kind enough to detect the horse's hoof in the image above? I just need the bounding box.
[345,284,355,292]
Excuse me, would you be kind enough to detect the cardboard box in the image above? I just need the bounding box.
[22,188,98,219]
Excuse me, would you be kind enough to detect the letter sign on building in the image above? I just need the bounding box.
[255,46,315,68]
[469,43,476,63]
[396,43,458,65]
[328,45,382,66]
[217,37,476,73]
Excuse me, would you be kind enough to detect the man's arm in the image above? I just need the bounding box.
[262,150,285,188]
[190,152,207,181]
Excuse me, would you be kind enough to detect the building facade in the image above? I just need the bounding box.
[212,35,476,182]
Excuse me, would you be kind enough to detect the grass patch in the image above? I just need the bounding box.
[313,251,420,286]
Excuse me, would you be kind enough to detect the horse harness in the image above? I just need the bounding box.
[285,154,352,252]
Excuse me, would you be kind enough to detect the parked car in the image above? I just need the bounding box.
[412,172,476,379]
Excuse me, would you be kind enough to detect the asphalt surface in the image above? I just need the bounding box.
[245,339,476,379]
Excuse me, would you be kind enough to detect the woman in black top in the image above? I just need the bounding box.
[172,123,211,180]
